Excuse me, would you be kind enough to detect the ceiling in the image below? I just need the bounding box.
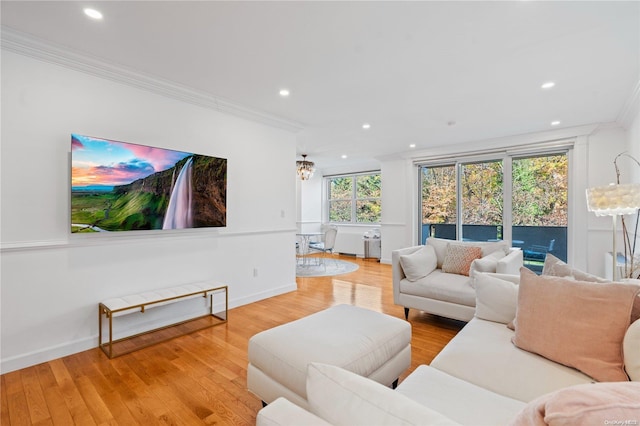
[2,1,639,172]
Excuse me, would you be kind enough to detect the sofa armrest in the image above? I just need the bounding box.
[257,398,331,426]
[496,248,523,275]
[391,246,424,304]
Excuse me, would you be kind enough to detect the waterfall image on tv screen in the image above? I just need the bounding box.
[71,134,226,232]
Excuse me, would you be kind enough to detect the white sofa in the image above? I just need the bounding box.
[256,270,640,425]
[392,238,523,322]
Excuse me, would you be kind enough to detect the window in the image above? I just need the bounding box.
[328,173,381,223]
[419,151,568,273]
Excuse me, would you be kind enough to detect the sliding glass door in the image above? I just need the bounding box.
[512,154,568,272]
[419,151,568,272]
[420,165,456,243]
[460,160,503,242]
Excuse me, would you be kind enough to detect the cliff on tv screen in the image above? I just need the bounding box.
[71,134,226,233]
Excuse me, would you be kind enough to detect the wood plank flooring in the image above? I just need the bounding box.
[1,255,464,425]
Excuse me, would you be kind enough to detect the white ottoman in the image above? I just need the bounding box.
[247,304,411,409]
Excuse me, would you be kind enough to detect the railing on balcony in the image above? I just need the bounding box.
[421,224,567,274]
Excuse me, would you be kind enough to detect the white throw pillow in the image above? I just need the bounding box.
[469,250,507,282]
[474,273,520,324]
[399,245,437,282]
[306,363,460,426]
[624,319,640,381]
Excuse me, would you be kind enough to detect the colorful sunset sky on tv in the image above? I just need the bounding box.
[71,134,191,190]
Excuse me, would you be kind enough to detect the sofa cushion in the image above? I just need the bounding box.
[306,363,460,426]
[427,237,510,269]
[396,365,526,426]
[431,318,594,402]
[400,269,476,307]
[509,382,640,426]
[442,244,483,276]
[399,245,437,282]
[474,273,519,324]
[513,268,640,382]
[624,319,640,381]
[469,250,507,279]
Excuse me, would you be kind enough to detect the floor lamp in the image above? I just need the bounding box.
[586,183,640,281]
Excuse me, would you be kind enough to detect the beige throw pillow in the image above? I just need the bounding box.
[399,245,437,282]
[542,254,609,283]
[442,244,482,276]
[513,268,640,382]
[542,254,640,324]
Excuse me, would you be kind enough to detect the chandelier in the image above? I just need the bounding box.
[296,154,315,180]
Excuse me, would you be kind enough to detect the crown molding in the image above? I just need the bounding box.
[617,79,640,129]
[1,27,305,133]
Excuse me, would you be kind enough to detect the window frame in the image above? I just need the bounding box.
[417,146,570,248]
[325,171,381,224]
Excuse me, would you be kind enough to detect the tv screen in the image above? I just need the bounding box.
[71,134,226,232]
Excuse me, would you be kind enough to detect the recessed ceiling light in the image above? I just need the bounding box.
[83,8,103,20]
[409,144,416,148]
[341,154,348,159]
[362,123,371,130]
[279,89,290,97]
[541,81,555,89]
[551,120,561,126]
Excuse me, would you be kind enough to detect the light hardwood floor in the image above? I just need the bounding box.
[1,255,464,425]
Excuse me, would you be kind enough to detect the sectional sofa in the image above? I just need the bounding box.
[256,266,640,425]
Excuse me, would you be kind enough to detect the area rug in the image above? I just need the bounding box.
[296,258,359,277]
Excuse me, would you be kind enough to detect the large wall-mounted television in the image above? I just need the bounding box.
[71,134,226,233]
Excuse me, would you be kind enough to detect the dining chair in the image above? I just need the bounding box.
[309,227,338,266]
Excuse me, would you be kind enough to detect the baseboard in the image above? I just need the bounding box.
[0,282,298,374]
[228,282,297,309]
[1,336,96,374]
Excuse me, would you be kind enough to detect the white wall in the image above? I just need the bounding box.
[1,50,298,372]
[380,159,414,263]
[296,173,323,233]
[585,126,629,276]
[624,91,640,264]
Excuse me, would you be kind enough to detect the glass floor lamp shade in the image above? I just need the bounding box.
[586,182,640,280]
